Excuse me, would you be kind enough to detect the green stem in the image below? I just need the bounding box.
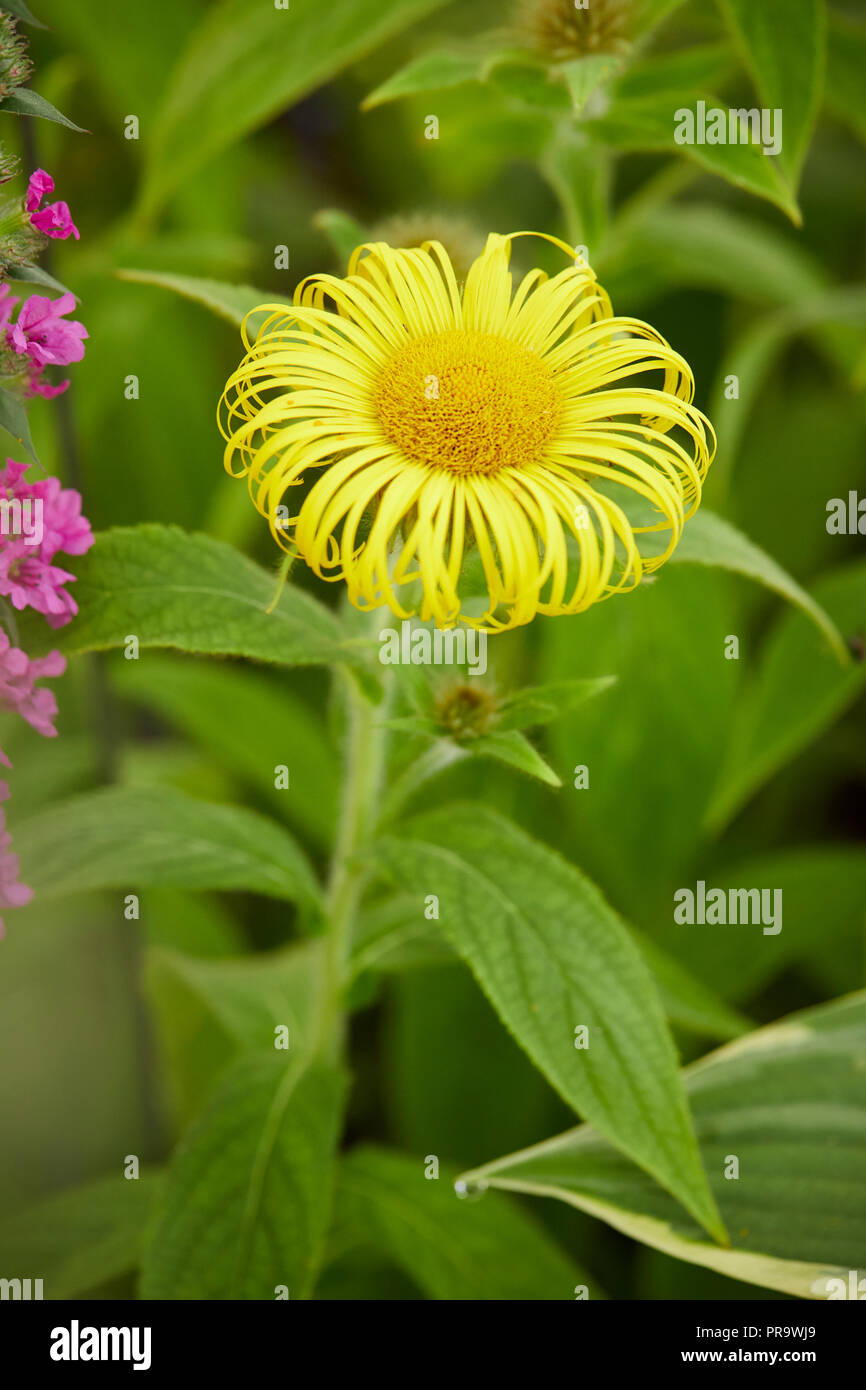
[314,662,390,1063]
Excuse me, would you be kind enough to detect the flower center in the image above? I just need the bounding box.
[376,329,560,475]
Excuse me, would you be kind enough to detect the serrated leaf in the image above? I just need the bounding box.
[354,891,749,1042]
[0,1172,161,1299]
[139,0,448,217]
[332,1146,600,1300]
[370,804,725,1242]
[0,87,86,131]
[706,560,866,831]
[15,785,321,908]
[351,895,750,1042]
[115,268,289,338]
[716,0,824,187]
[141,1054,345,1299]
[460,993,866,1299]
[16,524,362,672]
[0,385,38,462]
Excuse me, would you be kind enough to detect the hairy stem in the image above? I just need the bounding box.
[315,660,389,1063]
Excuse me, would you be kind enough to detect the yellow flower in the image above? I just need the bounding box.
[219,231,714,632]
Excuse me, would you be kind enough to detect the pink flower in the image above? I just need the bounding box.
[0,630,65,737]
[7,293,88,369]
[31,201,80,241]
[0,459,94,562]
[24,169,54,213]
[25,170,79,240]
[27,372,70,399]
[0,541,78,625]
[33,477,94,559]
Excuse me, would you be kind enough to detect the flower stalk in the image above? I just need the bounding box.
[314,648,391,1064]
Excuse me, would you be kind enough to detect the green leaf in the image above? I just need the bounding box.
[826,13,866,145]
[115,268,289,338]
[0,1172,161,1299]
[706,287,866,501]
[706,560,866,831]
[716,0,824,187]
[559,54,620,114]
[147,942,320,1122]
[142,888,245,960]
[631,0,688,37]
[630,928,751,1042]
[312,209,368,268]
[112,655,339,850]
[656,847,866,1007]
[0,87,86,131]
[670,509,848,662]
[351,897,751,1043]
[0,386,38,462]
[497,676,617,731]
[351,895,456,978]
[16,525,361,672]
[148,943,320,1055]
[0,0,45,25]
[6,261,75,298]
[459,993,866,1298]
[466,729,561,787]
[141,1054,345,1299]
[589,91,800,223]
[332,1146,600,1299]
[41,0,203,130]
[15,785,321,908]
[600,203,826,311]
[614,43,736,101]
[139,0,448,217]
[370,804,725,1243]
[543,566,737,917]
[362,50,485,110]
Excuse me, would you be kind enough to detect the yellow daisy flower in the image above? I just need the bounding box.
[219,231,714,632]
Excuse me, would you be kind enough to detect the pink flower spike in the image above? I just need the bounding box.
[25,168,54,213]
[31,200,80,241]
